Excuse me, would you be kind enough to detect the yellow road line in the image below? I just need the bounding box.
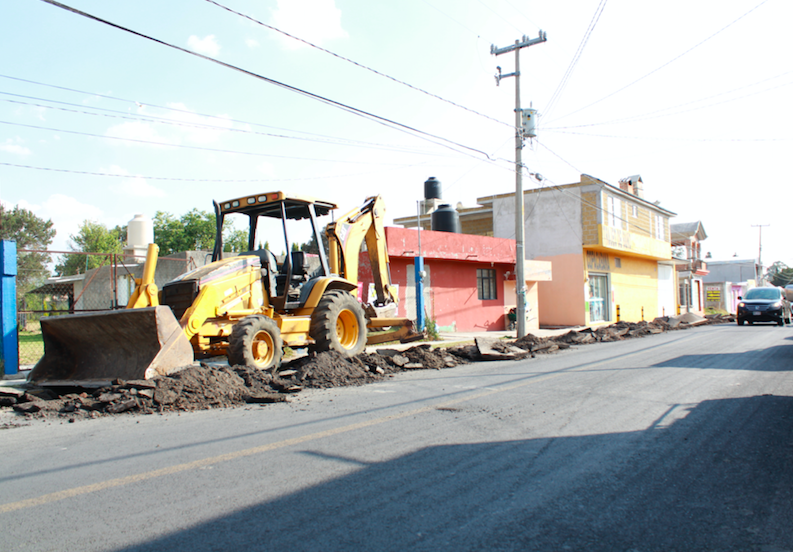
[1,363,605,514]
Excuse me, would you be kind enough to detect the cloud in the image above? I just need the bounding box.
[0,137,32,156]
[32,106,47,121]
[166,102,233,145]
[257,162,276,178]
[105,121,179,147]
[187,34,221,57]
[32,194,106,251]
[271,0,348,49]
[245,38,260,49]
[1,198,39,211]
[103,165,166,198]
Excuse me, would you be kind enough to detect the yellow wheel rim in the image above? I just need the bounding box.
[336,309,360,350]
[252,330,275,367]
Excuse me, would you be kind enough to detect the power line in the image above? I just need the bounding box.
[0,93,460,158]
[0,75,461,155]
[543,0,608,119]
[420,0,492,42]
[545,70,793,131]
[204,0,513,130]
[534,141,657,237]
[500,0,542,32]
[0,119,425,164]
[543,129,791,142]
[546,0,770,125]
[0,161,429,182]
[474,0,526,36]
[39,0,494,161]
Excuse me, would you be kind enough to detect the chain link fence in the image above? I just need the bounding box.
[16,250,200,367]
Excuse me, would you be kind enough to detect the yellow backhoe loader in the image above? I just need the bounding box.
[28,192,420,387]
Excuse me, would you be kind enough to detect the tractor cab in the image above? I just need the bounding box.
[211,192,338,311]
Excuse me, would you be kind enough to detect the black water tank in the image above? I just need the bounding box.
[431,204,461,233]
[424,176,442,200]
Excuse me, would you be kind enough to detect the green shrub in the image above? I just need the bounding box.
[425,317,440,341]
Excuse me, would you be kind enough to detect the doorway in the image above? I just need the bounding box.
[588,273,609,322]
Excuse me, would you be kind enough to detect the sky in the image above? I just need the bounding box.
[1,0,792,269]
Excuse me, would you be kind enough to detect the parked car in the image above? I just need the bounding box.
[736,287,792,326]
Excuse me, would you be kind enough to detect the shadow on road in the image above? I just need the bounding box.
[652,343,793,371]
[114,395,793,552]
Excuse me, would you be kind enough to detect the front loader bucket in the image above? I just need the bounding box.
[28,306,195,387]
[366,317,424,345]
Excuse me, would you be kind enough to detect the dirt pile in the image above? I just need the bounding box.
[1,315,733,425]
[1,345,468,424]
[510,314,733,353]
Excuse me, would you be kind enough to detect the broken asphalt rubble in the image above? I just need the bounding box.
[1,313,732,424]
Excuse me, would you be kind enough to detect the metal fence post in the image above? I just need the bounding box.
[1,240,19,376]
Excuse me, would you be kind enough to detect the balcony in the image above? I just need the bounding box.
[584,224,671,261]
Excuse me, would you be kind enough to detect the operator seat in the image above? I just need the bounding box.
[276,250,310,298]
[238,249,277,300]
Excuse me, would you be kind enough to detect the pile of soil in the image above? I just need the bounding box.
[0,314,732,426]
[1,345,468,424]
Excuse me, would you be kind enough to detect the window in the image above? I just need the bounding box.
[653,214,665,240]
[631,205,638,217]
[477,269,497,300]
[606,196,623,228]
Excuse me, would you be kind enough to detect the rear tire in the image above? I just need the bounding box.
[228,315,283,372]
[309,290,367,358]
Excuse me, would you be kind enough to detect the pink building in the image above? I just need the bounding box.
[357,226,551,332]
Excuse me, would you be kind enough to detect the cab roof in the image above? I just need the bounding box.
[217,192,337,220]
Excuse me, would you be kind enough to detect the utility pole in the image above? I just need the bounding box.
[751,224,770,284]
[491,31,547,338]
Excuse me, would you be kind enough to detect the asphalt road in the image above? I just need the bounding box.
[2,323,793,551]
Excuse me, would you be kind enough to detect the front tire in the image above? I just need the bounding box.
[228,315,283,372]
[737,318,744,326]
[309,290,367,357]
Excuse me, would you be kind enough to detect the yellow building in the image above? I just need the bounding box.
[395,174,677,327]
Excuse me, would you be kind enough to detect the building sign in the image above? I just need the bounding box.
[586,251,610,271]
[598,224,671,260]
[602,226,633,251]
[706,285,721,303]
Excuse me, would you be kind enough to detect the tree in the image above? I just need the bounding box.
[154,209,250,255]
[223,228,249,253]
[0,203,56,299]
[55,221,123,276]
[153,209,216,256]
[766,261,793,287]
[299,227,329,256]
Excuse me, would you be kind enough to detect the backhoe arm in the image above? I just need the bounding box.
[126,243,161,308]
[326,195,397,307]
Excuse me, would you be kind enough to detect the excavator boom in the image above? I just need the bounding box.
[326,196,422,343]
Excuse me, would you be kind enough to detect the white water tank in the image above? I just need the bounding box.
[127,214,153,248]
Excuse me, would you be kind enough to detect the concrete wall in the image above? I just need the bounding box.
[702,260,758,284]
[73,251,206,311]
[492,187,583,258]
[608,255,661,322]
[537,253,586,326]
[358,255,513,332]
[355,227,541,332]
